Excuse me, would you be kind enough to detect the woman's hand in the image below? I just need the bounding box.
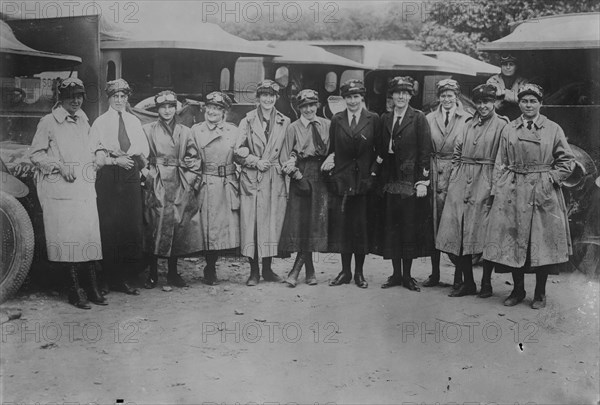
[115,155,134,170]
[59,163,76,182]
[256,159,271,172]
[416,184,427,198]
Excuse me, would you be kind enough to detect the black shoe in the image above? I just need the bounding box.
[112,281,140,295]
[478,284,493,298]
[69,288,92,310]
[167,273,188,288]
[144,266,158,289]
[452,282,463,291]
[403,278,421,292]
[422,275,439,287]
[246,273,260,286]
[449,283,477,297]
[262,269,283,283]
[381,276,402,289]
[354,274,368,288]
[503,290,526,306]
[329,272,352,286]
[202,265,220,286]
[531,295,546,309]
[85,265,108,305]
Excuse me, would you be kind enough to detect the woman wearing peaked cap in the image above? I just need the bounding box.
[142,90,202,289]
[483,84,574,309]
[90,78,149,295]
[436,84,508,298]
[30,78,106,309]
[191,91,240,286]
[423,78,472,291]
[324,79,380,289]
[234,80,290,286]
[486,54,529,118]
[372,76,433,292]
[279,89,331,287]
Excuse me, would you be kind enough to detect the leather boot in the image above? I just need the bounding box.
[202,253,219,285]
[144,256,158,289]
[246,257,260,286]
[261,257,282,282]
[285,254,305,288]
[167,258,188,287]
[504,270,526,306]
[354,254,367,288]
[86,263,107,305]
[330,254,352,286]
[423,251,441,287]
[68,264,91,310]
[304,253,317,285]
[478,261,494,298]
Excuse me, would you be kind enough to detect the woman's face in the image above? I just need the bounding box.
[519,95,541,119]
[205,104,225,124]
[439,90,457,111]
[62,94,84,116]
[475,99,494,118]
[157,104,176,122]
[109,91,128,112]
[501,61,517,77]
[259,93,276,111]
[344,94,363,113]
[392,91,412,110]
[299,103,318,121]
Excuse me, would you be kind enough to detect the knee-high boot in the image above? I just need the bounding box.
[85,262,107,305]
[68,263,91,310]
[304,252,317,285]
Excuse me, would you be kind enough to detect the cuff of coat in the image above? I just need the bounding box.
[415,180,430,188]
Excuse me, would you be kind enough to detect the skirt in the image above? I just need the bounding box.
[279,157,328,253]
[328,194,372,254]
[96,164,144,273]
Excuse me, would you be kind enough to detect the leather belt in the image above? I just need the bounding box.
[507,163,552,174]
[460,156,495,165]
[203,163,236,177]
[148,157,184,167]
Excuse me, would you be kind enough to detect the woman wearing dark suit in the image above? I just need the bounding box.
[373,76,433,292]
[322,79,380,288]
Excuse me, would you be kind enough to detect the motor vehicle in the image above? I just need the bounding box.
[479,12,600,276]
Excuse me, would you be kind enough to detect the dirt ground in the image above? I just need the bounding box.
[1,254,599,405]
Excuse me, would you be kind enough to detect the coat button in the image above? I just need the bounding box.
[438,169,443,174]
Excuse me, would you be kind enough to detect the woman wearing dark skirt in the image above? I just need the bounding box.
[374,77,433,292]
[323,80,380,289]
[280,89,331,287]
[90,79,149,295]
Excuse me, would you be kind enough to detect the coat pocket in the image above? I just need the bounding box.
[228,180,241,210]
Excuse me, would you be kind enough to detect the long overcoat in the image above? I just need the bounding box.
[191,120,240,251]
[372,106,433,258]
[327,108,380,254]
[483,115,574,268]
[426,102,471,231]
[235,109,290,259]
[436,112,508,256]
[142,120,202,257]
[30,107,102,263]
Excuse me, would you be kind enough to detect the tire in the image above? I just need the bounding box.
[0,192,34,303]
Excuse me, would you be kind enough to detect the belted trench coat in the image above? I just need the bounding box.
[191,120,240,252]
[426,102,471,233]
[436,112,508,256]
[142,120,202,257]
[483,115,574,268]
[234,109,290,259]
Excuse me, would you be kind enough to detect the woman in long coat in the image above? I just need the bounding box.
[374,77,433,292]
[90,79,149,295]
[142,90,202,288]
[280,89,331,287]
[424,79,472,290]
[30,78,105,309]
[324,79,380,289]
[234,80,290,286]
[436,84,508,298]
[486,54,528,118]
[191,91,240,285]
[483,84,574,309]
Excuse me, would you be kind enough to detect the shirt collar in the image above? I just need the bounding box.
[518,114,542,128]
[347,108,361,123]
[393,106,408,119]
[52,105,87,123]
[300,115,317,127]
[206,120,224,130]
[442,105,457,118]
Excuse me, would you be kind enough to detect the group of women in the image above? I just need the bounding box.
[30,61,574,311]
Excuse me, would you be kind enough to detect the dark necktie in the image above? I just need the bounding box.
[350,114,357,130]
[118,112,131,153]
[392,115,401,133]
[69,115,77,122]
[445,111,450,127]
[263,118,270,141]
[526,120,533,130]
[310,121,327,155]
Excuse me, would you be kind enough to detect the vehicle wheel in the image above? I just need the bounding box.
[0,192,34,303]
